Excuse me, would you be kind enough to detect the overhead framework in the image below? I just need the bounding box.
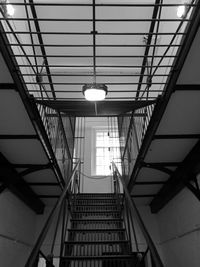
[0,1,196,115]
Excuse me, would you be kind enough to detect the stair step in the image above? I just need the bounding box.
[71,218,123,222]
[71,210,121,213]
[65,240,129,245]
[71,198,121,204]
[68,228,126,232]
[71,212,122,219]
[72,194,123,200]
[61,255,133,260]
[71,194,121,197]
[71,204,121,207]
[72,206,121,210]
[71,221,124,230]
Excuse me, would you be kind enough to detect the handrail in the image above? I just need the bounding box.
[112,161,164,267]
[25,160,80,267]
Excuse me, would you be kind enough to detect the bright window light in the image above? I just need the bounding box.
[95,129,121,176]
[1,1,15,16]
[7,3,14,16]
[177,5,186,18]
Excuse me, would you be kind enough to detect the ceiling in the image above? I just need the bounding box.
[0,0,192,115]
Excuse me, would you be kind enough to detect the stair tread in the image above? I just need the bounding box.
[65,240,129,244]
[71,203,118,207]
[71,218,123,221]
[61,254,133,260]
[68,228,126,231]
[71,210,121,213]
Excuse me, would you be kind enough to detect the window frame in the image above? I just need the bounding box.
[91,127,121,176]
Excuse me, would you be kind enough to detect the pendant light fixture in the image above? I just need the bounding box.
[82,0,108,101]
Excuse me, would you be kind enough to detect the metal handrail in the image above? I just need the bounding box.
[25,160,80,267]
[112,161,164,267]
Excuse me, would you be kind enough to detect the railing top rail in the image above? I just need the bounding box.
[112,161,164,267]
[25,160,80,267]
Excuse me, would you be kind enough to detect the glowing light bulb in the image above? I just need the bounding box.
[84,88,106,101]
[82,84,108,101]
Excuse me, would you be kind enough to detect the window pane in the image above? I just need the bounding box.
[95,129,121,175]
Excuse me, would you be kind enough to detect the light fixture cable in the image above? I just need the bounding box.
[92,0,97,84]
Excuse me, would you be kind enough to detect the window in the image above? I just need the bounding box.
[95,129,121,175]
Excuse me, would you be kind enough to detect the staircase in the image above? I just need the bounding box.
[61,193,137,267]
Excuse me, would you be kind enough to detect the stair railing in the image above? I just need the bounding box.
[35,101,73,181]
[118,102,156,182]
[112,161,164,267]
[25,160,80,267]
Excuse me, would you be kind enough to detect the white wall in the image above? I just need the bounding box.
[0,190,37,267]
[156,188,200,267]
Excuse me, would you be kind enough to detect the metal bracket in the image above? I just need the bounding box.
[185,176,200,201]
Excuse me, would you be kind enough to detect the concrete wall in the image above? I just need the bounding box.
[156,188,200,267]
[0,190,36,267]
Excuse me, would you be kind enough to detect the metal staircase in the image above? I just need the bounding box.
[61,193,135,267]
[25,162,164,267]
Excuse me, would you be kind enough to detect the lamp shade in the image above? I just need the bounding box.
[82,83,108,101]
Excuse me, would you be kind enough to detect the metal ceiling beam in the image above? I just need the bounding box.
[28,182,59,186]
[35,97,157,101]
[0,135,38,139]
[150,139,200,213]
[141,162,173,176]
[46,113,146,118]
[17,64,173,68]
[0,83,17,89]
[19,163,52,176]
[13,54,177,58]
[143,162,180,167]
[135,181,166,185]
[3,31,185,35]
[132,194,157,198]
[153,134,200,139]
[175,84,200,91]
[37,100,156,116]
[23,82,167,85]
[21,74,169,77]
[1,17,191,22]
[0,152,44,214]
[7,44,182,48]
[29,90,163,93]
[185,180,200,201]
[5,3,197,7]
[12,163,50,168]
